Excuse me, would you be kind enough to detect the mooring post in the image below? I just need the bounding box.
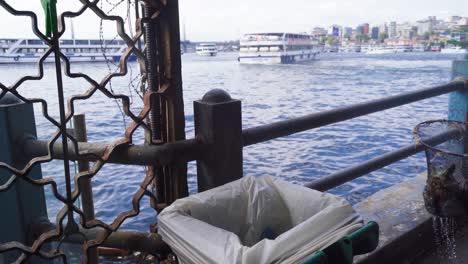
[194,89,243,192]
[448,54,468,121]
[72,114,98,264]
[0,94,48,263]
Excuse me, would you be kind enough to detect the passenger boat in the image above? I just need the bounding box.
[338,45,361,53]
[393,44,412,53]
[238,33,321,64]
[440,46,467,54]
[195,43,218,56]
[0,38,133,64]
[412,44,426,52]
[365,46,397,54]
[430,45,441,52]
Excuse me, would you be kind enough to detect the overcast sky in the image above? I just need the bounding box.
[0,0,466,41]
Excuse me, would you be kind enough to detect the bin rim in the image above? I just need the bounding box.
[413,119,466,157]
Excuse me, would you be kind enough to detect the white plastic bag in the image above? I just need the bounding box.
[158,176,362,264]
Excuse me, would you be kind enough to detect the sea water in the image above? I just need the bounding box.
[0,52,460,232]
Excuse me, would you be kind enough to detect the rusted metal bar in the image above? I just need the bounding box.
[30,219,170,257]
[52,19,78,235]
[156,0,188,203]
[142,1,168,212]
[72,114,98,264]
[23,138,205,166]
[242,81,466,146]
[75,229,171,257]
[305,127,462,191]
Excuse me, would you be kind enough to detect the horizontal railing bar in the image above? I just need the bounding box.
[242,81,465,146]
[30,219,171,256]
[23,138,206,166]
[305,127,462,192]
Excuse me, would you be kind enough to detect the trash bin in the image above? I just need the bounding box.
[414,119,468,217]
[158,176,376,264]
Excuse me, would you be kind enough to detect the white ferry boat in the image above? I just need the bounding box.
[393,44,412,53]
[338,45,361,53]
[440,46,467,54]
[412,44,426,52]
[238,33,321,64]
[366,46,397,54]
[0,38,133,64]
[195,43,218,56]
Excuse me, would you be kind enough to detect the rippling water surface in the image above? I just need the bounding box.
[0,52,461,232]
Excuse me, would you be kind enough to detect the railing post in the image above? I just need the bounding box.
[194,89,243,192]
[0,94,48,263]
[448,54,468,121]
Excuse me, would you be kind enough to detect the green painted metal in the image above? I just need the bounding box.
[448,57,468,121]
[0,96,48,262]
[40,0,57,37]
[300,221,379,264]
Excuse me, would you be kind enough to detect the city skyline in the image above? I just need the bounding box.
[180,0,466,41]
[0,0,465,41]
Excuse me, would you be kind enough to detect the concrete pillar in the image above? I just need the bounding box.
[0,93,48,263]
[448,54,468,121]
[194,89,243,192]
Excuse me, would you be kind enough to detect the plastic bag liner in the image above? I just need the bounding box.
[158,176,363,264]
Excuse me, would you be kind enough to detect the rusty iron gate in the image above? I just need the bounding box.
[0,0,187,262]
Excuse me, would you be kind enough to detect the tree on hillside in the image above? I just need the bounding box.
[355,34,370,43]
[379,32,388,43]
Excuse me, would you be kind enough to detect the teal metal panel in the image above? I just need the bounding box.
[0,108,24,243]
[6,103,47,227]
[0,99,48,263]
[448,57,468,121]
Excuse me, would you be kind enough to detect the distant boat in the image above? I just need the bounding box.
[338,45,361,53]
[238,32,321,64]
[440,46,467,54]
[366,46,396,54]
[0,38,134,64]
[196,43,218,56]
[393,44,412,53]
[430,45,441,52]
[412,44,426,52]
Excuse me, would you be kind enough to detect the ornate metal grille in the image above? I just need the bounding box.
[0,0,186,262]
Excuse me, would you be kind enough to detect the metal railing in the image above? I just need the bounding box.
[242,81,464,146]
[241,80,466,191]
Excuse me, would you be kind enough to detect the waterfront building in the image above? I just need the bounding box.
[379,23,388,35]
[458,18,468,26]
[362,23,370,35]
[371,27,380,40]
[356,25,364,35]
[311,27,328,39]
[447,16,462,23]
[397,23,417,40]
[343,27,353,39]
[417,19,434,35]
[451,32,466,41]
[328,25,341,37]
[433,22,450,31]
[389,21,397,38]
